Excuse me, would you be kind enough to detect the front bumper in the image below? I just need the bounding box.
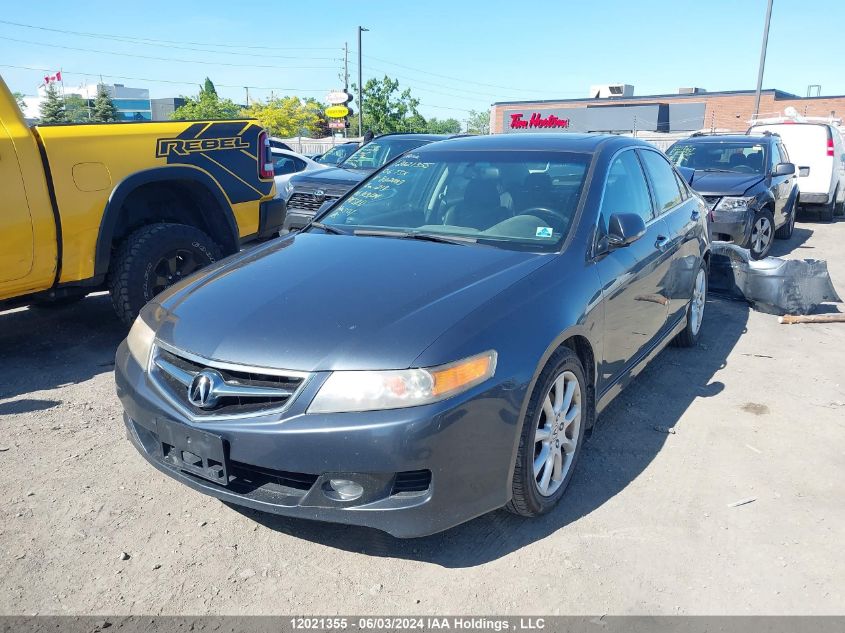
[114,341,518,538]
[257,198,287,239]
[709,212,753,246]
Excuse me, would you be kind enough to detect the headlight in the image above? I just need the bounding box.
[126,316,156,368]
[308,350,498,414]
[714,196,755,213]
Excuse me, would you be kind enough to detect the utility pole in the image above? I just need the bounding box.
[344,42,350,90]
[244,86,250,106]
[357,26,368,137]
[753,0,774,119]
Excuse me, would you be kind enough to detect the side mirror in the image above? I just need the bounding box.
[772,162,795,176]
[799,166,811,177]
[607,213,647,248]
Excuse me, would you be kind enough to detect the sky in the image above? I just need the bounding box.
[1,0,843,123]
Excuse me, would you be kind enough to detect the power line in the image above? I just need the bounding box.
[0,36,340,70]
[0,19,340,51]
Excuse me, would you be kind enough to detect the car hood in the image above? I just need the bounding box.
[686,171,764,196]
[152,233,550,372]
[289,166,371,190]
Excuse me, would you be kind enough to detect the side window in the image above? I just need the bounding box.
[674,170,689,200]
[778,143,790,163]
[770,143,782,169]
[601,150,654,224]
[291,157,307,172]
[640,150,683,214]
[273,157,296,175]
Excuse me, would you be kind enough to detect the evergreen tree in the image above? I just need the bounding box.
[91,84,120,122]
[39,83,67,123]
[202,77,217,97]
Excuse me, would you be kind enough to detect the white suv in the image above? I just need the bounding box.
[749,118,845,222]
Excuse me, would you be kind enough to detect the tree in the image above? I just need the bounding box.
[203,77,218,96]
[241,96,321,138]
[12,91,26,112]
[171,84,241,121]
[425,117,462,134]
[466,109,490,135]
[351,76,425,134]
[304,97,331,137]
[64,94,90,123]
[39,83,66,123]
[91,84,120,122]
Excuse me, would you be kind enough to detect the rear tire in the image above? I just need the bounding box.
[820,193,836,223]
[506,347,590,517]
[108,223,221,326]
[774,204,795,239]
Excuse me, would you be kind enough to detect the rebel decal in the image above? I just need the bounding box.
[156,122,273,204]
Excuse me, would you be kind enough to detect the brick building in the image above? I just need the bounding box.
[490,88,845,135]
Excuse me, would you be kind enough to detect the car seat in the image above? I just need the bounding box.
[444,179,511,230]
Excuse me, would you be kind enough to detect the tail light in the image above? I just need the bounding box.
[258,131,274,179]
[826,130,835,157]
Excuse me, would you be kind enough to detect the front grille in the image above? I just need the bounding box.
[703,196,720,210]
[391,470,432,495]
[150,344,308,420]
[287,192,340,213]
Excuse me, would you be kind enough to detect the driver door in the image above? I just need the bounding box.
[0,122,35,284]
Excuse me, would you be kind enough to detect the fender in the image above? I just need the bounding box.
[785,185,799,216]
[94,166,239,277]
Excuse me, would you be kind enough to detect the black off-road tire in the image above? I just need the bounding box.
[506,347,591,517]
[108,223,221,326]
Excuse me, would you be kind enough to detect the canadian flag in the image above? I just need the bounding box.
[44,71,62,84]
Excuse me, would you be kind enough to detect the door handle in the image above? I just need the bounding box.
[654,235,669,249]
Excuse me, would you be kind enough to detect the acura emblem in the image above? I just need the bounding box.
[188,370,223,409]
[313,189,326,202]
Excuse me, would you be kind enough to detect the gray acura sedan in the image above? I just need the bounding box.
[115,134,710,537]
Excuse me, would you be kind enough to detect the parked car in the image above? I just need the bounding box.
[270,148,327,196]
[748,117,845,222]
[280,133,458,232]
[315,142,359,166]
[667,133,799,259]
[115,134,710,538]
[268,138,293,152]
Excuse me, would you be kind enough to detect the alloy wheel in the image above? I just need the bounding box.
[751,216,773,256]
[690,268,707,336]
[533,370,582,497]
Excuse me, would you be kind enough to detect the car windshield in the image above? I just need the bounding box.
[340,137,433,170]
[318,145,356,165]
[318,150,591,252]
[667,141,767,174]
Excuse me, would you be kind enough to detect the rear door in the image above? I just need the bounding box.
[595,149,673,386]
[639,148,701,327]
[0,120,35,283]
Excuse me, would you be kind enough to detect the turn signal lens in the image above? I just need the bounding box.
[307,350,498,414]
[431,354,496,397]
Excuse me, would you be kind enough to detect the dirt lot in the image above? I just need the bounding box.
[1,218,844,616]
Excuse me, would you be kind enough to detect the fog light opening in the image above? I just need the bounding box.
[326,478,364,501]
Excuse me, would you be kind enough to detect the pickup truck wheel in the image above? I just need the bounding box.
[506,347,589,517]
[109,223,221,326]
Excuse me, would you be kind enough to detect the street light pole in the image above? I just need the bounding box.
[357,26,368,137]
[753,0,774,120]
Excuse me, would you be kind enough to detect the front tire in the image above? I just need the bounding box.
[109,223,221,326]
[506,347,589,517]
[745,209,775,259]
[673,263,707,348]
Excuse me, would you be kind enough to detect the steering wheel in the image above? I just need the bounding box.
[519,206,567,227]
[732,164,755,174]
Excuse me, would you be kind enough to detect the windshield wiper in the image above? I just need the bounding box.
[699,168,736,173]
[353,229,477,246]
[309,221,349,235]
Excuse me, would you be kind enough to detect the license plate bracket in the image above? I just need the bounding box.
[156,419,228,486]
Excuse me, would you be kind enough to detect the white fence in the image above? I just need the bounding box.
[274,136,362,155]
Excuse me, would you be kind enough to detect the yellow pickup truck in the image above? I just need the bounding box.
[0,76,283,325]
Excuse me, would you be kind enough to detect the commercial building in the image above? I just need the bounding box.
[22,82,157,121]
[491,84,845,135]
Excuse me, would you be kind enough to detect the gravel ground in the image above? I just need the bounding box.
[1,217,844,616]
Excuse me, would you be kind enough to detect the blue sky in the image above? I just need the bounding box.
[2,0,843,122]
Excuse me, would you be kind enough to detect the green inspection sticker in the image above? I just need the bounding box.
[535,227,553,238]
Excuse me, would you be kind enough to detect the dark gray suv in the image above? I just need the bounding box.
[667,133,799,259]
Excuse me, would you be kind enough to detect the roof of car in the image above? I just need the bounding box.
[373,133,455,141]
[413,132,649,153]
[678,134,775,144]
